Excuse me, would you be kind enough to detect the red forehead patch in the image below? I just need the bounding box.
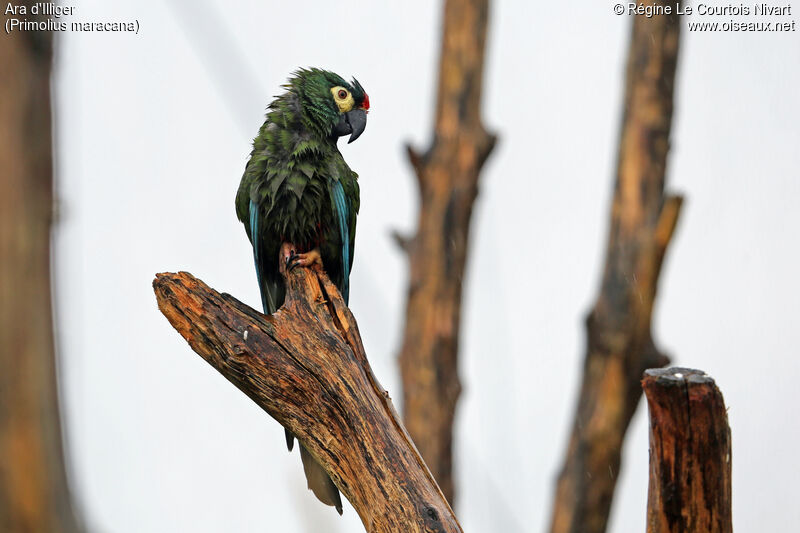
[361,92,370,112]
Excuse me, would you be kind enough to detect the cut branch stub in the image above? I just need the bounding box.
[643,368,732,533]
[153,268,461,533]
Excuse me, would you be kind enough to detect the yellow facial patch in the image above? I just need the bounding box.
[331,86,355,113]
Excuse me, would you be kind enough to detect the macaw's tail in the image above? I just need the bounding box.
[249,200,343,514]
[299,443,343,514]
[285,429,342,514]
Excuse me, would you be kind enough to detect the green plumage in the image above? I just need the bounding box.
[235,68,369,515]
[236,68,362,311]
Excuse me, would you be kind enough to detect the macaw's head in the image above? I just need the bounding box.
[292,68,370,144]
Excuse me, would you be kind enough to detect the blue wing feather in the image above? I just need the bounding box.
[249,200,269,312]
[331,181,350,304]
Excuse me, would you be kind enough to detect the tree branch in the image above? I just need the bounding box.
[153,266,462,533]
[0,6,82,532]
[549,4,682,533]
[643,368,732,533]
[397,0,496,504]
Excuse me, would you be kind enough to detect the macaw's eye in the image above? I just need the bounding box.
[331,86,354,112]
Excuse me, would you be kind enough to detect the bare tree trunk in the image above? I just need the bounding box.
[643,368,732,533]
[154,267,463,533]
[549,4,682,533]
[0,14,82,533]
[396,0,496,505]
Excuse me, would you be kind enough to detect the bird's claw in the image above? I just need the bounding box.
[287,251,302,272]
[288,248,322,271]
[281,244,322,272]
[284,249,297,270]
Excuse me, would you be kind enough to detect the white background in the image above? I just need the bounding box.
[52,1,799,531]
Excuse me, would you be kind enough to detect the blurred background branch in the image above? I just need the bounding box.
[396,0,496,506]
[0,7,83,532]
[549,3,682,532]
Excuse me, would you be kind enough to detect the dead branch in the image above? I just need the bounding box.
[0,9,83,533]
[643,368,732,533]
[397,0,496,504]
[153,266,462,533]
[549,4,683,533]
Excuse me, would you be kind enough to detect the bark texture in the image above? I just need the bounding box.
[153,267,462,533]
[643,368,732,533]
[397,0,496,504]
[549,5,683,533]
[0,12,82,533]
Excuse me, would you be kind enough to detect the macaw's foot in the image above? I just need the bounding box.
[284,246,323,271]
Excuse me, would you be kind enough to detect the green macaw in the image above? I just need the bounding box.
[235,68,369,514]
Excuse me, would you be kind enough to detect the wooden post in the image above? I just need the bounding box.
[549,3,682,533]
[396,0,496,504]
[0,7,83,532]
[153,266,463,533]
[642,368,732,533]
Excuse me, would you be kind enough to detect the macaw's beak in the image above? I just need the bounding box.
[332,108,368,144]
[345,108,367,144]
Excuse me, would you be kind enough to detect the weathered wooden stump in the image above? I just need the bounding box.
[643,368,732,533]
